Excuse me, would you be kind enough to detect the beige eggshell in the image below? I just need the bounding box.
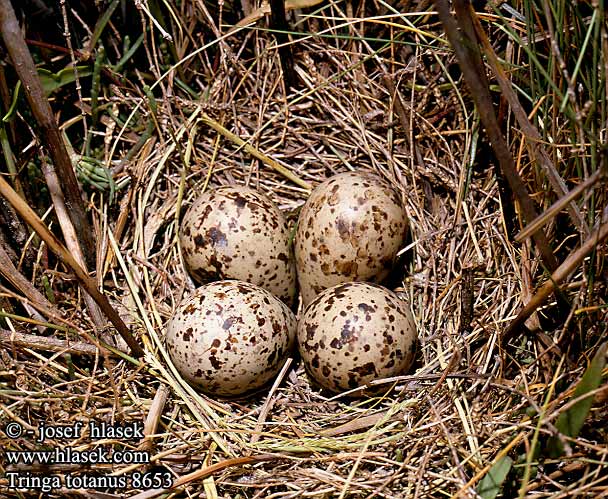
[180,185,296,306]
[166,280,297,397]
[297,282,417,393]
[294,171,407,306]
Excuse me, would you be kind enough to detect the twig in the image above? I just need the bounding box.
[434,0,559,273]
[249,357,293,446]
[0,328,106,356]
[200,114,311,190]
[0,242,59,319]
[515,167,605,242]
[470,8,588,235]
[138,385,170,453]
[0,174,144,357]
[382,74,425,169]
[269,0,296,89]
[41,156,107,332]
[504,218,608,339]
[319,413,390,437]
[0,0,96,264]
[127,454,280,499]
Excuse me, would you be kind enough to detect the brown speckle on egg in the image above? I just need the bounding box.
[180,185,296,306]
[166,280,297,397]
[297,282,417,393]
[294,171,408,306]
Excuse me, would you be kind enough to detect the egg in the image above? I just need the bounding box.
[294,171,407,306]
[166,280,297,397]
[180,185,296,306]
[297,282,417,393]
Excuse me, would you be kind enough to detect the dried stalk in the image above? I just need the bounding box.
[470,8,588,235]
[0,174,144,357]
[200,114,311,190]
[434,0,559,274]
[128,454,279,499]
[269,0,296,90]
[0,242,59,319]
[505,218,608,338]
[0,328,105,356]
[41,158,107,332]
[0,0,96,263]
[516,168,605,242]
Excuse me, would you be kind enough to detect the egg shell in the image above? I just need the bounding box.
[294,171,407,306]
[297,281,417,393]
[166,280,297,397]
[180,185,296,306]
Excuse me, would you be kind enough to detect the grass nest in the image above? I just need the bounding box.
[0,0,607,498]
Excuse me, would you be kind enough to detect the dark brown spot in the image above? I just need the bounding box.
[338,261,356,275]
[340,321,355,343]
[267,348,278,365]
[183,327,194,342]
[201,204,213,218]
[234,194,247,208]
[183,304,196,315]
[209,356,222,370]
[336,218,350,240]
[350,362,377,377]
[306,323,317,340]
[207,227,228,247]
[358,303,374,313]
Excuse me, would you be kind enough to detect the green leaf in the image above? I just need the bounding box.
[547,342,607,457]
[477,456,513,499]
[37,66,93,96]
[88,0,119,52]
[2,80,21,122]
[3,66,92,120]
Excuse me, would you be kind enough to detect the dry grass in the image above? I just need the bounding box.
[0,0,607,498]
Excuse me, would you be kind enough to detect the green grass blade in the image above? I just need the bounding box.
[560,9,597,113]
[37,66,93,96]
[88,0,119,52]
[547,342,607,457]
[477,456,513,499]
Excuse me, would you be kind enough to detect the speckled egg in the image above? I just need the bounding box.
[294,171,407,306]
[180,185,296,306]
[166,280,297,397]
[297,282,417,393]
